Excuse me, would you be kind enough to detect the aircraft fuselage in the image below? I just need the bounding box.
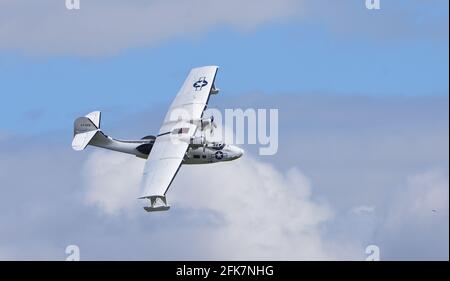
[89,133,243,164]
[183,144,244,164]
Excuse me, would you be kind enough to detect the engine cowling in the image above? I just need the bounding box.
[190,136,206,146]
[200,118,212,129]
[189,117,214,130]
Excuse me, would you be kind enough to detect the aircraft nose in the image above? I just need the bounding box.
[236,147,244,158]
[226,145,244,160]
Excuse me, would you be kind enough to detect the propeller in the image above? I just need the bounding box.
[198,116,216,152]
[202,133,207,152]
[208,115,217,136]
[199,116,217,135]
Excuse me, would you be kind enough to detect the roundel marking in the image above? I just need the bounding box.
[193,77,208,91]
[215,151,224,160]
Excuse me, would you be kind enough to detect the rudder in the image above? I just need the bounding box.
[72,111,101,151]
[74,111,101,134]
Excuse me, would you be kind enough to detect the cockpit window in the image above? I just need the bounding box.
[210,142,225,150]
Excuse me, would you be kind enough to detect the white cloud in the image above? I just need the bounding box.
[373,169,449,260]
[351,205,375,215]
[82,149,362,259]
[0,0,301,55]
[1,0,445,56]
[79,94,449,260]
[0,93,447,260]
[82,150,145,215]
[174,158,337,259]
[383,170,449,231]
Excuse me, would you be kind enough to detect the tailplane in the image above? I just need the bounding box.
[71,111,153,158]
[72,111,101,151]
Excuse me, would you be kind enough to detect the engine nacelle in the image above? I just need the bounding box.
[190,135,206,146]
[190,117,214,129]
[200,118,212,128]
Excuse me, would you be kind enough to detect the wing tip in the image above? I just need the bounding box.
[192,65,219,72]
[143,206,170,212]
[139,195,170,212]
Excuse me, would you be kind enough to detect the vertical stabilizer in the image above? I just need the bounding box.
[72,111,101,150]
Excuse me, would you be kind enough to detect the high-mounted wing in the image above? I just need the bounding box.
[161,65,219,127]
[139,121,196,211]
[139,66,219,211]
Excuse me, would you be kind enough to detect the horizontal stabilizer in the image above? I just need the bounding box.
[72,130,98,151]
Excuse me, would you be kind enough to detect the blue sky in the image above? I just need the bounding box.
[0,0,448,135]
[0,0,448,260]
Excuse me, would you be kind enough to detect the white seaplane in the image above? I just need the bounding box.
[72,66,243,212]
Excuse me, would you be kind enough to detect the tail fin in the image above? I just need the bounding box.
[72,111,101,151]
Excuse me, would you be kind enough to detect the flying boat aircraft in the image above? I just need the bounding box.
[72,66,244,212]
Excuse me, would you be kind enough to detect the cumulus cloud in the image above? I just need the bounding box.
[376,169,449,260]
[384,170,449,227]
[82,149,359,259]
[1,0,446,55]
[78,93,449,260]
[0,92,447,260]
[302,0,449,41]
[82,150,145,215]
[0,0,301,55]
